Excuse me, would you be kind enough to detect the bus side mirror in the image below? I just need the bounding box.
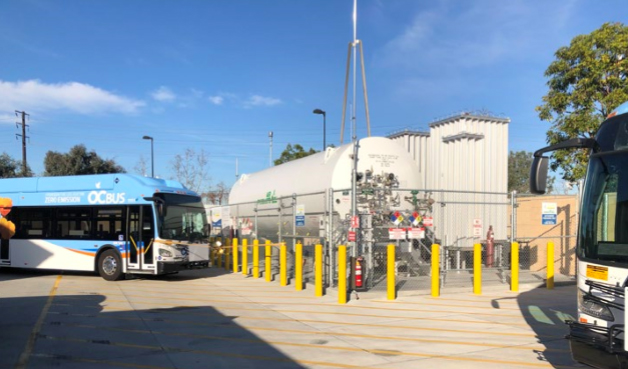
[157,203,164,217]
[530,156,549,194]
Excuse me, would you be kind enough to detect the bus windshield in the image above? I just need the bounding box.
[155,193,208,242]
[579,151,628,263]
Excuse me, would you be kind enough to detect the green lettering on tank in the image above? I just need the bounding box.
[257,190,277,204]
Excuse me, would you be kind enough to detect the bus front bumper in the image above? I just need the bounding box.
[567,320,628,369]
[157,260,209,274]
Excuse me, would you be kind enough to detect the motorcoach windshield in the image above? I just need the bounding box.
[155,193,208,242]
[579,152,628,263]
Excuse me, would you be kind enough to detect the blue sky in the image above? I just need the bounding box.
[0,0,626,190]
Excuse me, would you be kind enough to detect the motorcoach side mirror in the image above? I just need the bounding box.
[530,156,549,194]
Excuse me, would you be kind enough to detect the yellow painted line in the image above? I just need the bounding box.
[375,297,521,306]
[368,299,523,311]
[179,323,567,352]
[54,294,526,319]
[50,302,533,329]
[42,324,568,368]
[123,280,291,288]
[37,334,390,369]
[48,314,564,352]
[429,296,521,302]
[57,286,320,299]
[15,274,62,369]
[31,353,171,369]
[58,286,531,311]
[60,285,305,294]
[49,310,560,339]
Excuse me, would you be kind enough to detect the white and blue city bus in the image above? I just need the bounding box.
[531,101,628,369]
[0,174,210,281]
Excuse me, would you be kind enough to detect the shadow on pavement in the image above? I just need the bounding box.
[0,272,306,368]
[492,284,578,368]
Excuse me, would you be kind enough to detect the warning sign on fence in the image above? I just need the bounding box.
[472,218,483,237]
[348,230,356,242]
[388,228,406,240]
[407,227,425,239]
[295,204,305,227]
[542,202,557,225]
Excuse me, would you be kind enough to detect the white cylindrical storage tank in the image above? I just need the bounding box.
[227,137,421,242]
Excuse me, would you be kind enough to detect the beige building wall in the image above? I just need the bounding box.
[514,195,578,275]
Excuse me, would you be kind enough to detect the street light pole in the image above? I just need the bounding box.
[313,109,326,151]
[142,135,154,177]
[269,131,273,167]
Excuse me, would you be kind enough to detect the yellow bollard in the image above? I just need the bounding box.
[295,242,303,291]
[511,242,519,292]
[387,244,396,300]
[338,245,347,304]
[280,242,287,287]
[225,248,230,271]
[242,239,248,276]
[265,240,272,282]
[315,244,323,297]
[217,248,222,268]
[232,238,239,273]
[474,243,481,295]
[253,239,260,279]
[431,244,440,297]
[547,241,554,289]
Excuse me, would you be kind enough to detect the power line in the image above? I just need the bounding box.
[15,110,30,174]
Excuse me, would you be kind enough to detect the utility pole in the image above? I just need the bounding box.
[15,110,30,175]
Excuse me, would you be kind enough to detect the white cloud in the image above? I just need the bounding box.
[151,86,176,102]
[245,95,282,107]
[206,92,283,108]
[0,114,14,124]
[0,79,144,114]
[208,95,224,105]
[378,0,578,70]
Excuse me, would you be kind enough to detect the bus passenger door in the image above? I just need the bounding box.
[127,206,142,271]
[126,205,155,272]
[142,206,155,269]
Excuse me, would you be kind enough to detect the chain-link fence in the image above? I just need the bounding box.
[208,189,578,294]
[513,193,578,284]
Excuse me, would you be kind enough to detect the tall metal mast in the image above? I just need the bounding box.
[340,0,371,145]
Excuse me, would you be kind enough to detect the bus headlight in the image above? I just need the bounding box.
[579,289,614,321]
[159,249,173,258]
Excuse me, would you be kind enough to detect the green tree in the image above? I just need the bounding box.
[274,144,318,165]
[44,145,125,176]
[508,150,555,194]
[537,22,628,182]
[0,152,32,178]
[508,151,533,193]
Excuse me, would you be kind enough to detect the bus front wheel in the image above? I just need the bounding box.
[98,249,123,281]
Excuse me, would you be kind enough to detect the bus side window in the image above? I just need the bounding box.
[10,207,51,239]
[95,207,124,241]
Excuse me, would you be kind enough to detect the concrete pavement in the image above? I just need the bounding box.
[0,267,581,369]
